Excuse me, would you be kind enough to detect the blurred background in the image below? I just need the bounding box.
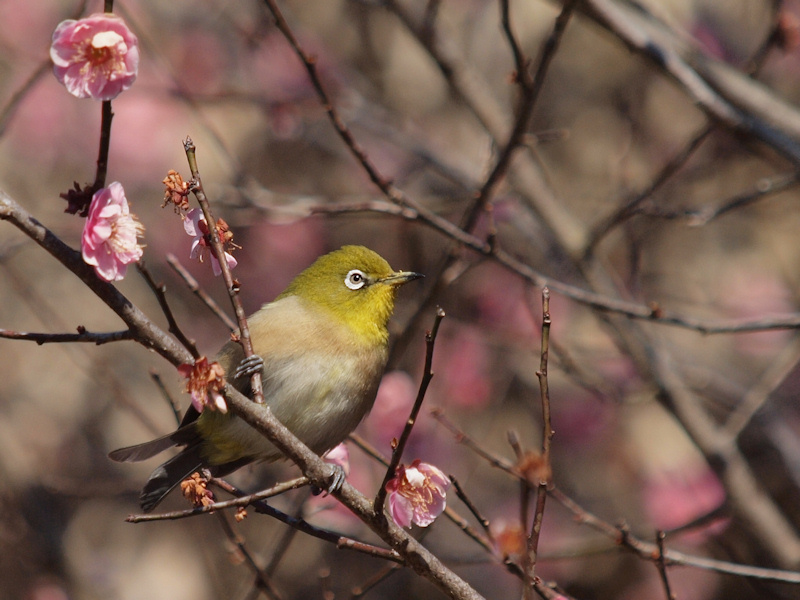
[3,0,800,598]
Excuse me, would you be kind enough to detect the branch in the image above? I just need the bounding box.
[374,307,445,514]
[551,487,800,584]
[183,137,264,403]
[0,327,133,345]
[166,252,237,331]
[526,287,553,586]
[126,476,310,522]
[0,192,190,366]
[314,198,800,334]
[578,0,800,165]
[136,261,200,358]
[1,191,484,599]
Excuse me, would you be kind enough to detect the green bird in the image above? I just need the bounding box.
[109,245,422,512]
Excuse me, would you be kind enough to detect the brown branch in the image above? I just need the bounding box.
[583,125,713,257]
[634,171,800,225]
[578,0,800,165]
[654,530,676,600]
[0,328,133,345]
[166,252,237,331]
[649,344,800,568]
[526,287,553,587]
[126,476,310,521]
[461,0,578,233]
[183,137,264,403]
[1,191,484,598]
[0,192,190,366]
[314,198,800,335]
[136,261,200,358]
[148,369,183,426]
[92,100,113,191]
[431,407,518,476]
[214,511,284,600]
[551,486,800,584]
[211,478,405,565]
[374,307,445,514]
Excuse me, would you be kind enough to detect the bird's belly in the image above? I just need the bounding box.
[201,351,382,464]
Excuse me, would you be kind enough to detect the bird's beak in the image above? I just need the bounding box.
[380,270,424,287]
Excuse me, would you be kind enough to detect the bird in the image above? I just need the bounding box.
[109,245,422,512]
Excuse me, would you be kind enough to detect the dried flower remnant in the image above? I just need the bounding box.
[180,472,215,508]
[183,208,239,276]
[491,520,526,560]
[50,13,139,100]
[60,181,95,216]
[178,356,227,413]
[385,460,450,528]
[81,182,144,282]
[162,169,190,211]
[517,450,552,486]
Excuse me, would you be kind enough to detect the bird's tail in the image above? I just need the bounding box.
[139,442,206,512]
[109,420,206,512]
[108,418,201,463]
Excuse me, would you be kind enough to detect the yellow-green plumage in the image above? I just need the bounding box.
[109,245,421,512]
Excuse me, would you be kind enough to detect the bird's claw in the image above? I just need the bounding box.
[233,354,264,380]
[311,464,347,497]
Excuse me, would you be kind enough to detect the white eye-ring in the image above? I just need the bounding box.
[345,269,367,290]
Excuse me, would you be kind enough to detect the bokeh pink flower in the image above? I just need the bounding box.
[323,443,350,477]
[50,13,139,100]
[81,182,144,282]
[386,460,450,528]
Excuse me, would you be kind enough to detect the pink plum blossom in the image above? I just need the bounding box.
[386,460,450,528]
[50,13,139,100]
[81,182,144,282]
[183,208,238,276]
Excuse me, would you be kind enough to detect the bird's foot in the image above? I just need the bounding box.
[233,354,264,380]
[311,464,347,497]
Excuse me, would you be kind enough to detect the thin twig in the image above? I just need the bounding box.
[374,308,445,514]
[126,477,311,521]
[462,0,578,233]
[136,261,200,358]
[92,100,113,191]
[211,478,405,564]
[526,287,553,587]
[0,328,133,345]
[449,476,492,541]
[313,198,800,335]
[634,171,800,225]
[350,564,402,599]
[654,530,677,600]
[214,511,284,600]
[183,137,264,403]
[583,125,713,258]
[148,369,183,426]
[430,408,518,476]
[550,486,800,584]
[166,253,237,331]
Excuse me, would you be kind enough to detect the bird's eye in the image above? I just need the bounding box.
[345,269,367,290]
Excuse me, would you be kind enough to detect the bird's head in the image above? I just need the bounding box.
[277,245,423,345]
